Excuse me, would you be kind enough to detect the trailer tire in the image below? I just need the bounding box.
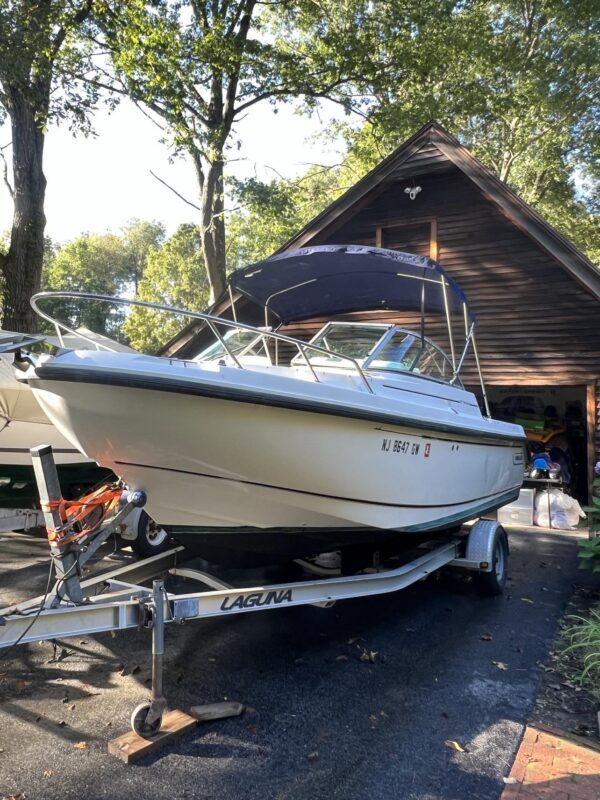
[474,529,508,596]
[131,511,170,557]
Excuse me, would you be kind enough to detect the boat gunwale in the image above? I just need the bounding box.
[29,362,527,446]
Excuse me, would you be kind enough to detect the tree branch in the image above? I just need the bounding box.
[150,169,201,211]
[51,0,95,62]
[0,141,13,199]
[223,0,257,127]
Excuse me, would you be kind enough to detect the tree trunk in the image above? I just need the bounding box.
[1,91,47,332]
[199,157,227,306]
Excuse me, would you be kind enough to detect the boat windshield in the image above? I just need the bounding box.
[301,323,391,363]
[366,329,457,384]
[292,322,459,385]
[193,328,271,363]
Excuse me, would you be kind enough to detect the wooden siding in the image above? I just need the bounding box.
[390,141,454,180]
[596,379,600,464]
[313,165,600,387]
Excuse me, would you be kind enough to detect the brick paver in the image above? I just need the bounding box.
[501,725,600,800]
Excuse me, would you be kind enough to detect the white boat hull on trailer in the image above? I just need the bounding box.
[27,350,524,543]
[18,245,527,562]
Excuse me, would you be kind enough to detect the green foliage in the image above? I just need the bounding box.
[578,537,600,573]
[0,1,101,132]
[43,232,133,337]
[41,221,161,339]
[95,0,422,299]
[562,607,600,701]
[581,477,600,536]
[123,224,209,353]
[327,0,600,264]
[0,1,109,331]
[120,219,166,293]
[226,166,343,267]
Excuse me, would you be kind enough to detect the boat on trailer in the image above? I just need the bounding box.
[14,245,525,564]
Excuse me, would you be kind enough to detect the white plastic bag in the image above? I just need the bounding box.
[534,489,586,530]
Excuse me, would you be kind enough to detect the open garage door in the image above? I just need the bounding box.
[485,385,589,502]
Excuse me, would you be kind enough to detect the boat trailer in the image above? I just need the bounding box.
[0,445,509,738]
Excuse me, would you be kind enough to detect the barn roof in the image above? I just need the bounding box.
[278,121,600,301]
[161,121,600,357]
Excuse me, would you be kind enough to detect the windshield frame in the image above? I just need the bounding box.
[291,321,462,387]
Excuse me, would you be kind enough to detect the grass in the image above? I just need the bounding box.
[561,605,600,704]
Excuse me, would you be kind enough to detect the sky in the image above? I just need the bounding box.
[0,99,349,244]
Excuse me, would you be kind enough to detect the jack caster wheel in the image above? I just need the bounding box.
[131,702,163,738]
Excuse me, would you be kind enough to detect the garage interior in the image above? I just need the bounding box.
[486,385,589,502]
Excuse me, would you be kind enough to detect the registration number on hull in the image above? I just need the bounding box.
[380,437,425,456]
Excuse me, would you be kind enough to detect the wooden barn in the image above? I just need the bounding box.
[169,121,600,501]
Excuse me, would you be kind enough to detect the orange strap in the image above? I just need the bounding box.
[42,484,123,546]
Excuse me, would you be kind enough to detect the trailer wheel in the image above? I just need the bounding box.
[131,702,163,738]
[474,529,508,596]
[131,511,170,557]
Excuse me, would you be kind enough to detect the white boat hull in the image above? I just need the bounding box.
[30,367,524,535]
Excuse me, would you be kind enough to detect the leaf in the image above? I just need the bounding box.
[359,650,379,663]
[445,740,466,753]
[520,598,534,604]
[503,777,518,784]
[335,654,349,661]
[73,741,87,750]
[480,633,493,641]
[307,751,319,762]
[43,769,54,778]
[493,661,509,670]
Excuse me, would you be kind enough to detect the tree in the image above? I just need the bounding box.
[94,0,400,303]
[226,166,343,268]
[330,0,600,262]
[0,0,99,331]
[120,218,166,294]
[44,231,134,337]
[123,224,209,353]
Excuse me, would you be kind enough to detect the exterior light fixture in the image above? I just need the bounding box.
[404,185,422,200]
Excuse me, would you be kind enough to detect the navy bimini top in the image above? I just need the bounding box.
[228,245,474,324]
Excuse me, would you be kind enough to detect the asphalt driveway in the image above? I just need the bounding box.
[0,527,591,800]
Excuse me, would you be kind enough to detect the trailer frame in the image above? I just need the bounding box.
[0,445,509,737]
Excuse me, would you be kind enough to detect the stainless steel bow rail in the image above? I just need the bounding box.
[0,445,508,739]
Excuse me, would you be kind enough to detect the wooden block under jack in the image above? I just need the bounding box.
[108,709,198,764]
[189,701,245,722]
